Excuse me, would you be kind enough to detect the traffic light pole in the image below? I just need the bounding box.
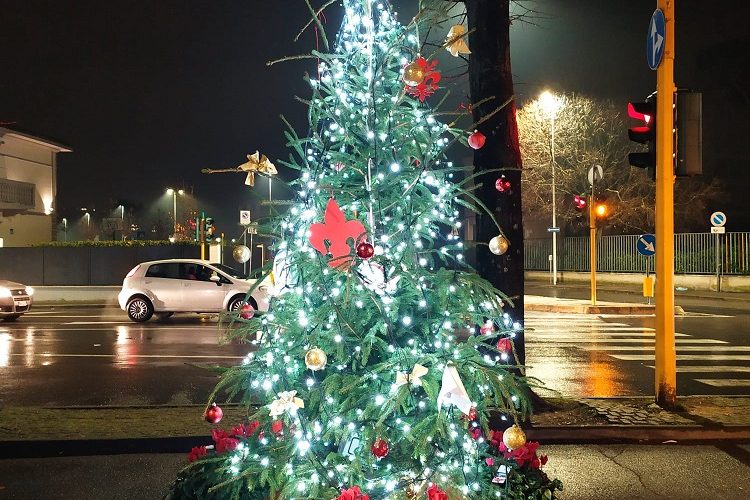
[589,181,597,305]
[655,0,677,406]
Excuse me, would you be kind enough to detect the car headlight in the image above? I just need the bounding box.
[0,288,11,298]
[25,286,34,296]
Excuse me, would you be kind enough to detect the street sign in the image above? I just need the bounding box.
[637,233,656,256]
[710,211,726,227]
[647,9,666,70]
[239,210,251,225]
[587,165,603,186]
[246,222,259,235]
[711,226,725,234]
[547,227,560,233]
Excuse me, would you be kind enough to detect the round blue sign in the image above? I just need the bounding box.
[647,9,666,70]
[637,234,656,256]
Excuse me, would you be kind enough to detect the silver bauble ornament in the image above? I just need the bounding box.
[232,245,251,263]
[489,235,509,255]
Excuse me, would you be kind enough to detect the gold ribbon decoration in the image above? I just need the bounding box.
[445,25,471,57]
[268,390,305,417]
[238,151,277,187]
[395,363,429,387]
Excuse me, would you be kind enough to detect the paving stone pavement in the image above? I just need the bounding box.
[580,399,696,426]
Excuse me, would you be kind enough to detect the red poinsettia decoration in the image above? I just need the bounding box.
[405,57,441,102]
[187,445,208,462]
[489,433,549,469]
[427,484,448,500]
[271,420,284,434]
[309,198,367,269]
[232,420,262,438]
[337,486,370,500]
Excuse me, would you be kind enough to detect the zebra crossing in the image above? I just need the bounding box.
[524,312,750,390]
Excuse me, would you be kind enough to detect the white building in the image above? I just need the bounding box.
[0,127,72,246]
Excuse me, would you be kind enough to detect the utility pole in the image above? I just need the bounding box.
[466,0,526,364]
[654,0,677,406]
[589,178,597,305]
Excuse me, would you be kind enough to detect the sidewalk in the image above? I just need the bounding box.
[524,294,659,315]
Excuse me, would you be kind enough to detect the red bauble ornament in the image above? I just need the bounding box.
[204,403,223,424]
[240,303,255,319]
[496,337,512,354]
[495,176,511,193]
[356,242,375,259]
[370,438,389,458]
[468,130,486,149]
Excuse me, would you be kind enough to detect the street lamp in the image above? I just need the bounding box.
[539,90,563,285]
[166,188,185,237]
[256,244,266,267]
[62,218,68,242]
[118,205,125,241]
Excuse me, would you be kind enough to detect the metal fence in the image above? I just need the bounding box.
[525,232,750,275]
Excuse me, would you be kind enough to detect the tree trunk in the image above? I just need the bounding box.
[465,0,525,364]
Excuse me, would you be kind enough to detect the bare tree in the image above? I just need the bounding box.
[517,93,719,234]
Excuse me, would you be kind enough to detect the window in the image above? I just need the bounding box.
[145,263,180,279]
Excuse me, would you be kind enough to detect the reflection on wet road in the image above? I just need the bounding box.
[525,312,750,397]
[0,307,251,406]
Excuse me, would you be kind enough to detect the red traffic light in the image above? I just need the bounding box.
[628,102,652,124]
[573,195,587,212]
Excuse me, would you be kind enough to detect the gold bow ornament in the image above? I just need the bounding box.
[268,390,305,417]
[239,151,277,186]
[445,25,471,57]
[395,363,429,387]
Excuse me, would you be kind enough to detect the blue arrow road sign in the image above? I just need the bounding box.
[637,234,656,256]
[647,9,666,70]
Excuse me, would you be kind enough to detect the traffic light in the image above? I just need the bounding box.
[205,217,215,242]
[627,98,656,180]
[594,202,609,219]
[573,194,587,212]
[675,91,702,177]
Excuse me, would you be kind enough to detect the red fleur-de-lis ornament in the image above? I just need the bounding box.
[308,198,367,269]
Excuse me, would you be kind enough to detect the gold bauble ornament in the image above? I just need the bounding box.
[403,61,426,87]
[304,347,327,371]
[489,235,510,255]
[502,424,527,450]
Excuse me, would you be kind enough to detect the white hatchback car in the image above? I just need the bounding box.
[118,259,269,322]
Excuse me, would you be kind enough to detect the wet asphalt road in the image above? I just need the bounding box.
[0,307,249,406]
[0,291,748,406]
[526,283,750,397]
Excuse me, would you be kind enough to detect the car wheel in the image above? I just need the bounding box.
[228,295,257,312]
[2,315,21,322]
[127,296,154,322]
[155,312,174,320]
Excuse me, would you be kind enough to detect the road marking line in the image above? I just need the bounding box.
[584,345,750,352]
[646,366,750,373]
[9,353,244,359]
[526,331,690,337]
[526,338,726,344]
[694,379,750,387]
[611,354,750,361]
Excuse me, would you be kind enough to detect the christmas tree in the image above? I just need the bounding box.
[170,1,560,498]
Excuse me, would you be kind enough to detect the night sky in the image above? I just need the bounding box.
[2,0,749,233]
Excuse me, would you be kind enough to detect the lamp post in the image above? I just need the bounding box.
[62,218,68,242]
[166,188,184,237]
[119,205,125,240]
[256,244,265,267]
[539,90,563,285]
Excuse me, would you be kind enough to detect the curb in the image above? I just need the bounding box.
[527,425,750,444]
[525,303,656,315]
[3,426,750,459]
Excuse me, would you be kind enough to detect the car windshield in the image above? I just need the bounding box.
[210,263,247,280]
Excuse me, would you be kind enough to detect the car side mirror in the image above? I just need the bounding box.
[210,273,222,285]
